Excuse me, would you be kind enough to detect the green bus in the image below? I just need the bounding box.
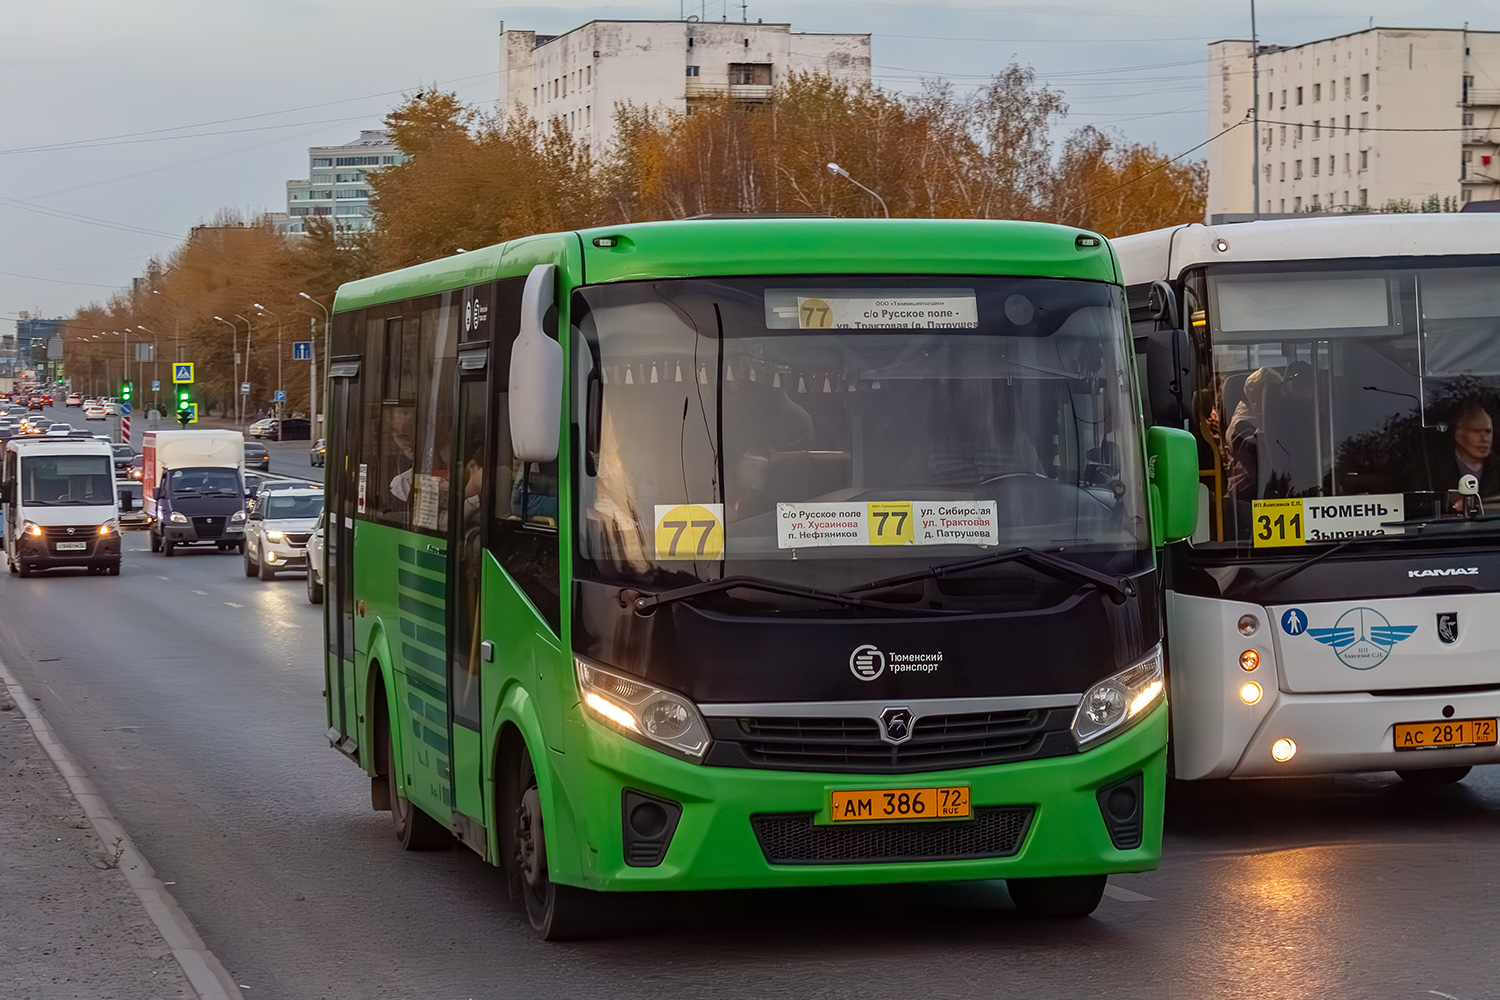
[322,218,1197,937]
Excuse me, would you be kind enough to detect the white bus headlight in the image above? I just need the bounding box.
[1072,646,1165,747]
[230,510,246,522]
[169,511,188,524]
[575,657,710,760]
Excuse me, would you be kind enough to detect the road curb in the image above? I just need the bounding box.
[0,657,242,1000]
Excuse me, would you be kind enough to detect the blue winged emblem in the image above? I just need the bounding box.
[1308,627,1356,648]
[1369,625,1418,647]
[1300,607,1418,670]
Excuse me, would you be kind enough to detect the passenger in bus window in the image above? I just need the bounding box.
[1226,366,1281,500]
[1434,399,1500,499]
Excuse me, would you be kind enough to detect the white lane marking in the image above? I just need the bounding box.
[224,602,244,608]
[191,590,209,595]
[1427,992,1464,1000]
[1102,884,1153,903]
[157,575,170,581]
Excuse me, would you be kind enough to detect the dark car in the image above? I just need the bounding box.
[127,454,143,481]
[116,480,148,529]
[244,441,270,471]
[111,443,135,472]
[273,418,311,441]
[310,437,326,467]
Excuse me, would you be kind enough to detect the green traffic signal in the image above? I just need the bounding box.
[121,382,132,401]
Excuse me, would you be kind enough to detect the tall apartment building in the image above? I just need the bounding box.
[499,19,871,152]
[1206,27,1500,221]
[280,130,406,236]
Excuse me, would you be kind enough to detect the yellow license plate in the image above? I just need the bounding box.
[829,786,970,822]
[1393,717,1498,751]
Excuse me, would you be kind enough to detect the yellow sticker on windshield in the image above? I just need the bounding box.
[1250,498,1305,548]
[866,501,915,545]
[654,504,725,560]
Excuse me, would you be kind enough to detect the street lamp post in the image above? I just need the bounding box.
[253,304,283,439]
[213,316,238,425]
[826,162,890,218]
[150,289,183,363]
[298,292,330,433]
[233,314,254,431]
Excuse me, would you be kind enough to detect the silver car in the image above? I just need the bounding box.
[305,510,325,604]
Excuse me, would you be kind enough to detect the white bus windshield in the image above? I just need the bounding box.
[573,275,1149,593]
[22,455,113,506]
[1194,259,1500,545]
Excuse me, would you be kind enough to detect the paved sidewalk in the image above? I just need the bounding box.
[0,693,194,999]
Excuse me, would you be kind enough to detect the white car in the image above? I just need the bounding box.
[83,403,107,421]
[243,486,323,581]
[44,423,73,437]
[65,394,82,407]
[305,510,325,604]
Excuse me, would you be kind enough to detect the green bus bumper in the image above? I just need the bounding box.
[547,701,1166,892]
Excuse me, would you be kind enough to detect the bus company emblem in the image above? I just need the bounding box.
[1437,612,1459,645]
[880,707,914,745]
[849,644,886,681]
[1307,607,1418,670]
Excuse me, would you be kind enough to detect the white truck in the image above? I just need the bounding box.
[1,437,121,576]
[142,429,247,556]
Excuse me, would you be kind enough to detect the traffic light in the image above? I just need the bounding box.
[176,387,192,426]
[121,381,132,403]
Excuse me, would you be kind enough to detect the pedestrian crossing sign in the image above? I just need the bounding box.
[173,363,194,384]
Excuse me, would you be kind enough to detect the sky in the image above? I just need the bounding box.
[0,0,1488,322]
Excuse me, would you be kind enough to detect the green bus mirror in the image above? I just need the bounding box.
[1146,425,1198,546]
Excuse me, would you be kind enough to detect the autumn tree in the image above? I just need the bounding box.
[1047,127,1208,237]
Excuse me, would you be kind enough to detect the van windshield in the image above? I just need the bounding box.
[22,455,113,506]
[168,468,241,495]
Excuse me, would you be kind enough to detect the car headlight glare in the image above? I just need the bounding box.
[575,657,710,760]
[266,530,285,541]
[97,520,118,535]
[1072,646,1165,747]
[230,509,246,522]
[169,511,188,523]
[23,520,42,537]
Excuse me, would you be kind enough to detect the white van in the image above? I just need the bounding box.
[2,438,121,576]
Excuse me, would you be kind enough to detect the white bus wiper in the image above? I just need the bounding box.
[843,546,1135,604]
[632,575,955,615]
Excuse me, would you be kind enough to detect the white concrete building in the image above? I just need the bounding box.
[499,19,871,152]
[281,130,406,236]
[1206,27,1500,221]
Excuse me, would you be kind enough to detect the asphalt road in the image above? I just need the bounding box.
[4,429,1500,996]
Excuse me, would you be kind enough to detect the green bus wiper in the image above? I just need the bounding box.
[632,575,953,615]
[843,546,1135,604]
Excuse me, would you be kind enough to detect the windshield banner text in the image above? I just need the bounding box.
[775,501,999,549]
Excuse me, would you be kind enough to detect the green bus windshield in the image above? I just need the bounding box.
[573,274,1149,594]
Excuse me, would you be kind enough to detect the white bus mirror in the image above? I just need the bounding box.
[509,264,563,463]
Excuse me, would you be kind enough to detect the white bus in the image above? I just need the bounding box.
[1117,214,1500,784]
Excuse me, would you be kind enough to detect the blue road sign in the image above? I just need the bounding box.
[292,341,313,361]
[274,389,287,402]
[120,401,132,416]
[173,363,194,384]
[151,380,160,391]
